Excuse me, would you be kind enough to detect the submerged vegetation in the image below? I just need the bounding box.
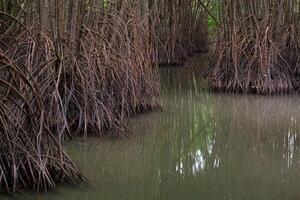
[0,0,208,193]
[209,0,300,94]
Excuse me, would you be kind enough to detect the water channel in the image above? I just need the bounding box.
[6,55,300,200]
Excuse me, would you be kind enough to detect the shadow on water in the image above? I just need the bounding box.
[6,54,300,200]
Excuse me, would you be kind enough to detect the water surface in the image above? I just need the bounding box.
[7,55,300,200]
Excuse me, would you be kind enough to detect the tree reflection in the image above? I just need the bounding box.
[26,67,300,200]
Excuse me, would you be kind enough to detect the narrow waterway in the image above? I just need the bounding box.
[7,55,300,200]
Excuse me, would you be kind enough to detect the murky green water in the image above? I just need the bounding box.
[6,56,300,200]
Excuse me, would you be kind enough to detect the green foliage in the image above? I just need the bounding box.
[206,0,219,38]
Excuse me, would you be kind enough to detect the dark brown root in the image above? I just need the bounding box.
[0,0,208,193]
[0,31,83,192]
[208,0,300,94]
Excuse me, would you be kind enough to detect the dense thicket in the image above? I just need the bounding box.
[209,0,300,94]
[0,0,208,192]
[154,0,208,64]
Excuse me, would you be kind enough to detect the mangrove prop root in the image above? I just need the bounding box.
[0,0,208,192]
[208,0,300,94]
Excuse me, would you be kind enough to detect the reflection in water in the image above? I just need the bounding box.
[5,55,300,200]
